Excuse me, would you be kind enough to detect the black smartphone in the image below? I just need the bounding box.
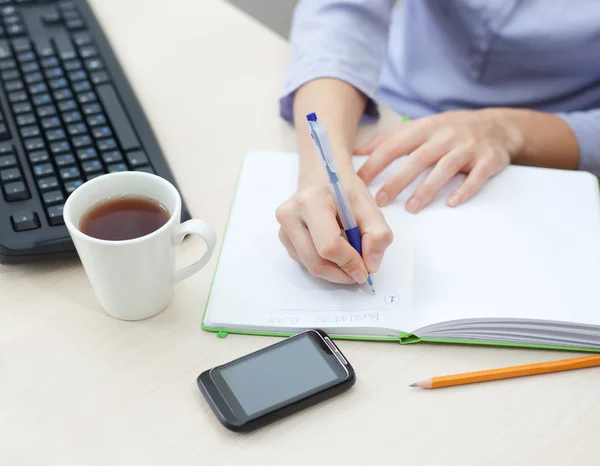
[197,329,355,432]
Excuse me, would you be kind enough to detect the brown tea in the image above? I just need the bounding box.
[80,196,170,241]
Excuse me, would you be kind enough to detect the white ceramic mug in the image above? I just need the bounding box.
[63,171,217,321]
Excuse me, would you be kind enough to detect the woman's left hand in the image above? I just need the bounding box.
[355,109,525,213]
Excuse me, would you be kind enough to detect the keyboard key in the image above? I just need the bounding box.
[41,56,59,68]
[41,116,60,129]
[7,24,25,37]
[72,32,91,47]
[0,122,9,140]
[58,99,76,112]
[90,71,109,85]
[101,150,122,164]
[11,210,39,231]
[0,38,11,59]
[23,71,42,84]
[4,78,22,91]
[0,142,12,154]
[38,176,58,191]
[28,150,49,163]
[64,178,83,194]
[79,46,97,59]
[77,91,96,104]
[16,50,34,63]
[72,134,91,148]
[45,128,66,141]
[76,147,96,161]
[16,112,34,126]
[67,122,86,136]
[0,58,16,70]
[49,77,68,90]
[73,80,91,93]
[12,101,32,114]
[63,59,81,71]
[58,1,77,11]
[53,34,76,61]
[84,58,102,72]
[66,19,84,31]
[87,113,106,127]
[47,204,64,225]
[33,163,53,177]
[44,66,63,79]
[4,181,29,202]
[42,10,61,25]
[28,82,47,94]
[0,153,16,167]
[11,38,30,53]
[97,138,116,152]
[62,110,81,123]
[107,162,127,173]
[50,140,70,154]
[53,88,72,101]
[24,137,44,151]
[126,150,149,168]
[0,166,20,182]
[32,93,52,106]
[82,102,100,115]
[0,6,15,16]
[62,10,80,22]
[20,125,40,138]
[43,189,64,205]
[97,86,141,151]
[54,153,75,166]
[4,18,20,27]
[1,68,19,80]
[33,37,54,58]
[85,172,104,182]
[20,61,38,73]
[82,159,103,174]
[92,126,111,139]
[37,104,57,118]
[8,90,26,102]
[59,165,79,180]
[68,69,86,81]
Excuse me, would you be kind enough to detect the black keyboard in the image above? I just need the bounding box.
[0,0,189,264]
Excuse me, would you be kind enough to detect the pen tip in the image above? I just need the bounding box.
[409,383,417,387]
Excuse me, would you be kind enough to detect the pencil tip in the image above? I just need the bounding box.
[409,383,417,387]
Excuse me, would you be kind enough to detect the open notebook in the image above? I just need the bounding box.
[203,152,600,352]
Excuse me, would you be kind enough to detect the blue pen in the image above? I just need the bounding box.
[306,112,376,294]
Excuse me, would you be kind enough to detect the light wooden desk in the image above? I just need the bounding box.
[1,1,599,465]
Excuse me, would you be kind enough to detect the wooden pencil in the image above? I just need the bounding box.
[410,354,600,389]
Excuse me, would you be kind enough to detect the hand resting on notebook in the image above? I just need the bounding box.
[355,108,574,213]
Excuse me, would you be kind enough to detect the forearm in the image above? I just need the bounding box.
[488,108,579,170]
[293,78,367,185]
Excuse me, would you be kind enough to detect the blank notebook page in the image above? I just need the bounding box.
[379,154,600,332]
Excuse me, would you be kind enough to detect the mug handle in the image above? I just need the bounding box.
[172,219,217,284]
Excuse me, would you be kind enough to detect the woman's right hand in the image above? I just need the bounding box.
[276,169,393,284]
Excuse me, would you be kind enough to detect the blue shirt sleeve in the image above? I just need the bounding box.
[280,0,396,124]
[556,110,600,175]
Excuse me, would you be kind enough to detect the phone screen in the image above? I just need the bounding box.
[213,333,346,417]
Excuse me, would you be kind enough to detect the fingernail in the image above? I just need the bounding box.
[376,191,389,206]
[447,193,460,207]
[350,269,368,284]
[406,197,420,213]
[367,253,383,272]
